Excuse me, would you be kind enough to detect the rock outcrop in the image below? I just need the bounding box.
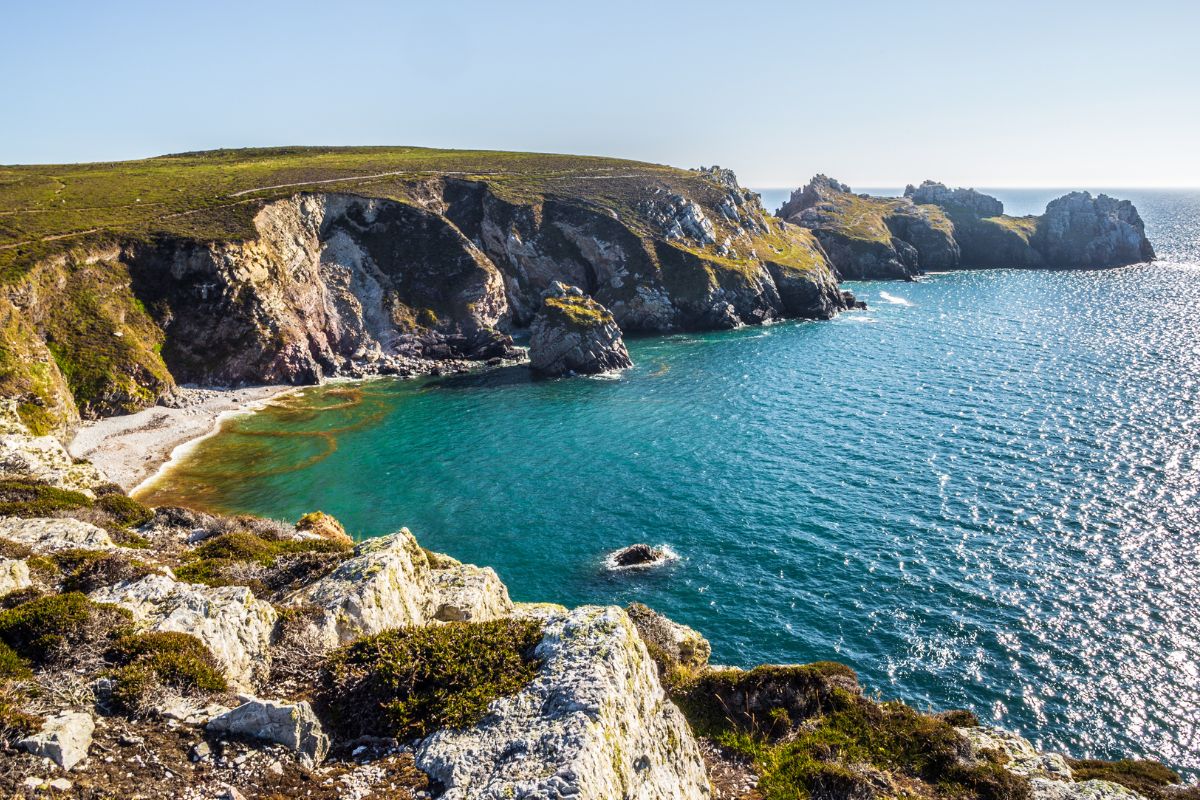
[778,176,1154,278]
[18,711,95,771]
[777,175,957,280]
[207,699,331,766]
[1034,191,1156,267]
[529,283,633,376]
[0,517,116,552]
[285,528,513,648]
[415,605,710,799]
[0,557,31,595]
[91,574,279,690]
[626,602,712,672]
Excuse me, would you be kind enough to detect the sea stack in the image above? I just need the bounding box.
[528,283,633,377]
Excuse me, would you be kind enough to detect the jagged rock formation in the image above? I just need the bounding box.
[778,175,957,279]
[529,283,633,376]
[207,699,330,766]
[0,517,116,552]
[0,154,855,435]
[415,605,710,799]
[778,176,1155,279]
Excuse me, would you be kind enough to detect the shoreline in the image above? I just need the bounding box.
[67,384,303,494]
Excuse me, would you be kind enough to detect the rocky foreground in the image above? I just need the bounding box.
[0,405,1194,800]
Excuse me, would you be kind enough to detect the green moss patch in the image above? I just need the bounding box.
[176,531,352,595]
[0,641,31,681]
[105,631,227,715]
[671,660,1028,800]
[0,591,131,664]
[542,294,613,329]
[1066,759,1182,798]
[319,617,544,741]
[0,480,91,517]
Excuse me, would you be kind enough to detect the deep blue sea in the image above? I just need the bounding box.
[139,188,1200,776]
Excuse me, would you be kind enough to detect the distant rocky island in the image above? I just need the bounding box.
[0,148,1175,799]
[778,175,1155,280]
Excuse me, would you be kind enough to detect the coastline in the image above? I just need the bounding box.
[67,384,302,494]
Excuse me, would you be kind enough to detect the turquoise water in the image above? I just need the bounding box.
[140,189,1200,775]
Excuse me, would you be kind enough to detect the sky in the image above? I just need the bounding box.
[2,0,1197,188]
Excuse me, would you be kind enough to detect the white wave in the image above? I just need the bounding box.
[603,544,681,572]
[879,291,912,306]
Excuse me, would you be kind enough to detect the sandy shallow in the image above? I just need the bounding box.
[68,385,299,493]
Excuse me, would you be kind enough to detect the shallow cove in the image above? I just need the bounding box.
[138,190,1200,775]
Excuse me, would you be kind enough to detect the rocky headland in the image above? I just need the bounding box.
[777,176,1155,280]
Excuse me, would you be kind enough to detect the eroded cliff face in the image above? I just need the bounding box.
[2,169,852,431]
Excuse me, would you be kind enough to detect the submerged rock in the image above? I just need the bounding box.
[90,574,278,690]
[416,605,710,799]
[19,711,94,771]
[529,284,632,377]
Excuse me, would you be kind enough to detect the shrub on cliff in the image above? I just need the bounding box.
[176,530,352,596]
[0,591,131,664]
[0,480,91,517]
[53,548,154,593]
[105,631,227,715]
[94,493,154,528]
[318,618,543,740]
[1066,759,1187,800]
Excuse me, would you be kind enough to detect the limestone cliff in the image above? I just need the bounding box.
[777,176,1155,279]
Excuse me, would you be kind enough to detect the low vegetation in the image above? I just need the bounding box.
[0,480,91,517]
[175,530,352,596]
[542,294,613,329]
[0,591,130,664]
[105,631,227,715]
[1066,759,1192,800]
[318,617,543,740]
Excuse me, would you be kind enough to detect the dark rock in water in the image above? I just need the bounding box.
[529,283,633,377]
[1034,191,1156,267]
[611,543,665,567]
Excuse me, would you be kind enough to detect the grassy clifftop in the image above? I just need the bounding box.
[0,146,719,280]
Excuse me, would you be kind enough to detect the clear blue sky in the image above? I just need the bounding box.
[3,0,1197,187]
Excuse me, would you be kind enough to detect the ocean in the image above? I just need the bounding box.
[138,188,1200,775]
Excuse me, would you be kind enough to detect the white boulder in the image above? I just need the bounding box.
[417,605,710,799]
[90,574,277,691]
[430,561,514,622]
[207,699,330,766]
[19,711,95,771]
[0,517,115,553]
[0,558,31,595]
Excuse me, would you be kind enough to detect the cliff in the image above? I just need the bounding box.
[777,176,1155,280]
[0,148,851,434]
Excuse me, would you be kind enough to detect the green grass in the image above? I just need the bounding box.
[1066,759,1183,798]
[0,146,711,281]
[0,480,92,517]
[982,215,1039,241]
[318,617,544,740]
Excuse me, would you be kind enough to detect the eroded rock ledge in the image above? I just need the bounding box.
[777,176,1155,280]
